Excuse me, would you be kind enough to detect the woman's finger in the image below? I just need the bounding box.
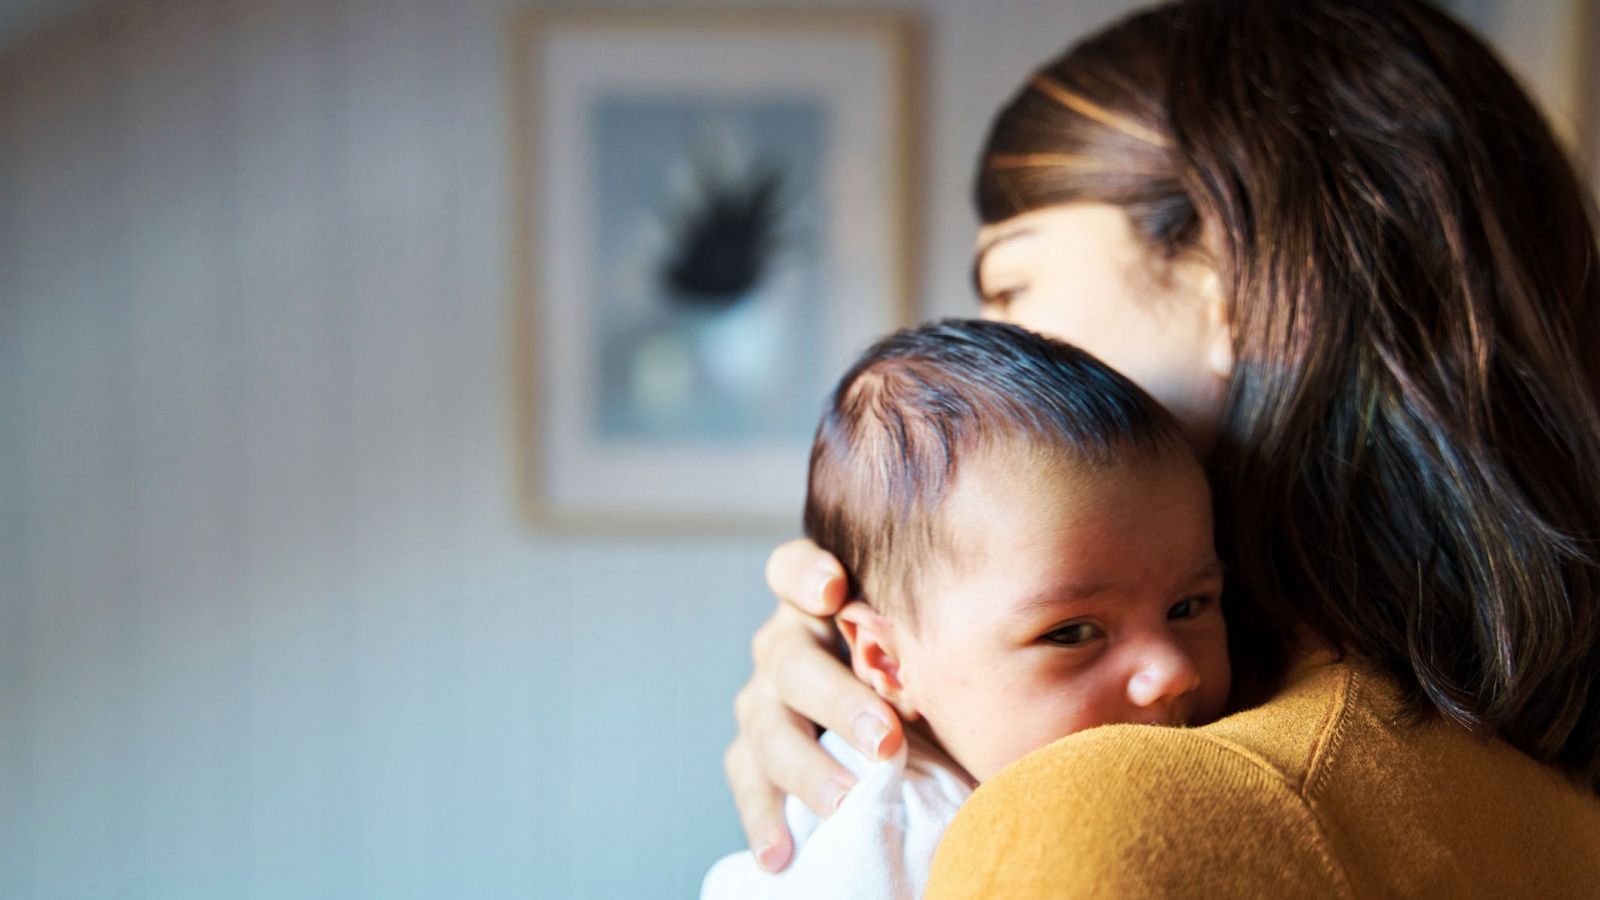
[765,539,848,617]
[737,689,861,818]
[756,605,905,762]
[723,736,796,872]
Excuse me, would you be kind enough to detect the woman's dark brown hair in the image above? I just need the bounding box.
[977,0,1600,792]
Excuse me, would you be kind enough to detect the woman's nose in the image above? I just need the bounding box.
[1125,643,1203,709]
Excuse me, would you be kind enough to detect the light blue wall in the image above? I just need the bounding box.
[0,0,1145,896]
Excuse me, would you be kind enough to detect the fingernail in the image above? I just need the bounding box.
[853,711,891,759]
[821,777,853,814]
[808,566,838,608]
[755,839,786,872]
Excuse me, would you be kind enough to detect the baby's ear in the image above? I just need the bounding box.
[836,600,920,720]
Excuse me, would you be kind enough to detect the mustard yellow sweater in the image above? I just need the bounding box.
[925,653,1600,898]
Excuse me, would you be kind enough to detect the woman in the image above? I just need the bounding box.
[726,0,1600,894]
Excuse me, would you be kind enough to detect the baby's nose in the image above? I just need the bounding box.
[1126,645,1203,710]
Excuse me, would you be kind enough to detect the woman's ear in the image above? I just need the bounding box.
[1200,268,1233,380]
[836,601,920,720]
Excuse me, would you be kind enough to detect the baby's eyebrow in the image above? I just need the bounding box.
[1184,560,1225,585]
[1010,560,1223,618]
[1008,580,1115,618]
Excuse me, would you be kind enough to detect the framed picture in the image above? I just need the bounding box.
[511,10,918,531]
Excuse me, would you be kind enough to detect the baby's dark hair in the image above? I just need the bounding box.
[804,318,1191,622]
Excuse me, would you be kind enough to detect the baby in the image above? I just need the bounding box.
[703,319,1232,899]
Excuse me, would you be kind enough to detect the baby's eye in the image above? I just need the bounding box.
[1168,596,1209,620]
[1043,622,1102,646]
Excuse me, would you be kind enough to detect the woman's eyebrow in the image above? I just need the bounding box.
[971,228,1036,298]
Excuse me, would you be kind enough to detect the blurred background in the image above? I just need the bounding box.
[0,1,1593,897]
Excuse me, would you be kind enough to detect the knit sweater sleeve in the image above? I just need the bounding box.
[923,724,1354,899]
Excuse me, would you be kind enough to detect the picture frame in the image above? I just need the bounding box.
[510,10,919,532]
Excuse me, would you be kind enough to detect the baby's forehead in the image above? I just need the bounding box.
[937,441,1165,526]
[919,445,1213,594]
[917,452,1087,573]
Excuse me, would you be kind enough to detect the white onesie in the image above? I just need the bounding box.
[701,729,974,900]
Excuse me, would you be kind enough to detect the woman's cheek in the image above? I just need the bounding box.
[1008,294,1087,347]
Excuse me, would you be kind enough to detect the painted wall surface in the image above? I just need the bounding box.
[0,0,1143,896]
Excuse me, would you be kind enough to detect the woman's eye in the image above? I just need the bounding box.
[1043,622,1102,646]
[1168,596,1209,620]
[981,286,1023,313]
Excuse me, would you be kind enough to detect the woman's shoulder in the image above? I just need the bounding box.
[925,666,1356,897]
[926,654,1600,899]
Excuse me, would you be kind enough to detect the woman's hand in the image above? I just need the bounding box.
[724,539,906,872]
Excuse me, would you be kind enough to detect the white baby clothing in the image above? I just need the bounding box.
[701,729,974,900]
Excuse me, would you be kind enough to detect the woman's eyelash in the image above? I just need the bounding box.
[985,287,1021,305]
[978,281,1024,307]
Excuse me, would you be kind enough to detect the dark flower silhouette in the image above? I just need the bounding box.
[660,153,789,309]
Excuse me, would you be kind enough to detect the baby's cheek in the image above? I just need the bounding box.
[928,675,1044,780]
[1190,632,1233,723]
[1198,660,1233,722]
[993,683,1101,761]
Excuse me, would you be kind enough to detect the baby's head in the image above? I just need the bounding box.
[805,319,1230,782]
